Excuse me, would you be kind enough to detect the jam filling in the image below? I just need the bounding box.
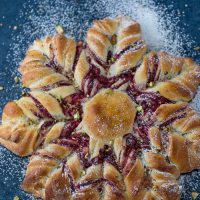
[121,134,141,174]
[147,54,160,85]
[72,41,84,71]
[40,80,71,91]
[86,44,109,70]
[91,145,120,171]
[112,40,145,62]
[59,120,80,138]
[82,67,135,96]
[76,177,123,192]
[127,85,172,149]
[36,120,57,147]
[82,64,102,96]
[53,138,79,148]
[60,91,84,117]
[76,178,104,190]
[46,57,63,74]
[81,39,144,97]
[135,92,171,148]
[53,130,90,167]
[28,94,53,119]
[135,92,171,112]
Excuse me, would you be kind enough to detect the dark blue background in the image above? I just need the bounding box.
[0,0,200,199]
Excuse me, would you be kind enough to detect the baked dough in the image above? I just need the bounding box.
[0,17,199,200]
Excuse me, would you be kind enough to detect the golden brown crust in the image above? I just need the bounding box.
[135,51,200,101]
[0,16,200,200]
[155,103,200,173]
[0,101,39,156]
[0,125,38,156]
[22,144,72,198]
[74,50,90,88]
[151,171,180,200]
[82,89,136,140]
[124,159,145,200]
[19,34,76,90]
[74,16,147,90]
[148,127,162,150]
[144,152,180,178]
[0,89,76,156]
[45,168,71,200]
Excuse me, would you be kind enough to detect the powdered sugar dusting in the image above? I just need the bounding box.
[0,0,199,199]
[105,0,195,56]
[0,146,35,199]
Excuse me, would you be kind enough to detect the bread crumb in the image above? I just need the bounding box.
[192,192,199,200]
[105,88,113,95]
[14,76,20,83]
[148,82,154,87]
[55,25,64,34]
[136,105,143,112]
[13,196,20,200]
[73,112,80,120]
[111,34,117,45]
[0,86,4,91]
[194,46,200,51]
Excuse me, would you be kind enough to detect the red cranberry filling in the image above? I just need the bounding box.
[46,56,63,74]
[86,44,109,70]
[60,91,84,117]
[40,80,71,91]
[28,94,53,119]
[147,54,160,85]
[82,67,135,96]
[91,145,120,171]
[112,40,145,62]
[59,120,80,138]
[76,178,104,190]
[121,134,141,174]
[132,92,171,149]
[37,120,57,147]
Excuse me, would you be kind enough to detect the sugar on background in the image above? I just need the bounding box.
[0,0,200,199]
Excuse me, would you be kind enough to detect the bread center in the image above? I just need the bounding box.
[82,89,136,140]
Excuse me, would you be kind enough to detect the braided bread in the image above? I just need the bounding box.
[19,35,77,90]
[0,16,200,200]
[134,51,200,101]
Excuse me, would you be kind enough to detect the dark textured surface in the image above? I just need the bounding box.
[0,0,200,199]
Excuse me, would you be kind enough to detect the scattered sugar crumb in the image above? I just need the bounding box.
[0,86,4,91]
[55,25,64,34]
[194,46,200,51]
[13,196,20,200]
[14,76,20,83]
[192,192,199,200]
